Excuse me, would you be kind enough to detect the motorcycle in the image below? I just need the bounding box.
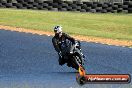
[60,40,85,70]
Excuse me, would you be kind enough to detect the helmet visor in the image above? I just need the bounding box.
[54,30,62,34]
[54,29,58,33]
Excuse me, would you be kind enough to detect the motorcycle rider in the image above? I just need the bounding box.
[52,26,84,65]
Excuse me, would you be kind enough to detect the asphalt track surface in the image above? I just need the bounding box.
[0,29,132,88]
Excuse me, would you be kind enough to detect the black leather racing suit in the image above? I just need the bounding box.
[52,33,81,65]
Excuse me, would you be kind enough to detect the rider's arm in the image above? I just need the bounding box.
[64,33,76,44]
[52,37,61,53]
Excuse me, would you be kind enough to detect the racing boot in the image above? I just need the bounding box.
[58,57,66,66]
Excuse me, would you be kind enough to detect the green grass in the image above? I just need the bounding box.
[0,8,132,40]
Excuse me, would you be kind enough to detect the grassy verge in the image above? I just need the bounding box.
[0,8,132,40]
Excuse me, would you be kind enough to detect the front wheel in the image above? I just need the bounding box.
[72,55,84,70]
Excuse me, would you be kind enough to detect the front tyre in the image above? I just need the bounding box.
[73,55,84,70]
